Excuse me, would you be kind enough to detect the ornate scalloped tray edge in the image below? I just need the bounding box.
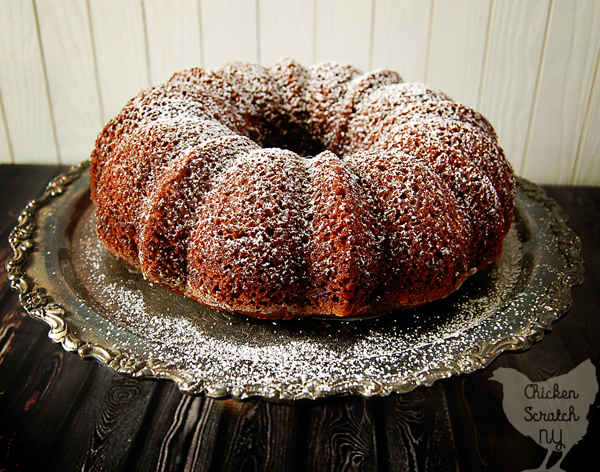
[6,160,585,402]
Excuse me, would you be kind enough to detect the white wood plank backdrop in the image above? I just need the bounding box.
[1,0,599,185]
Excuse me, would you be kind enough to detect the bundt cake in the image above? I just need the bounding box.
[89,57,515,319]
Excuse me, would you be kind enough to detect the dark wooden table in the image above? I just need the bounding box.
[1,164,599,472]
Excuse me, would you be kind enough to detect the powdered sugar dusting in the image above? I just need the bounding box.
[89,57,515,319]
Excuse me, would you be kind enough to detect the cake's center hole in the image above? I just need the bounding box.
[257,119,329,158]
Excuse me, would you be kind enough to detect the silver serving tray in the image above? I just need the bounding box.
[6,161,584,402]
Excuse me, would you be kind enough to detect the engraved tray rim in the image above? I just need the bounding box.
[5,160,585,402]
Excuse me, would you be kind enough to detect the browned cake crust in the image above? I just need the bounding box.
[90,57,515,319]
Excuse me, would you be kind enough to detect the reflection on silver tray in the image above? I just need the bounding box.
[6,161,584,402]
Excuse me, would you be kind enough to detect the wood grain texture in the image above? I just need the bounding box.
[315,0,373,71]
[88,0,150,122]
[377,386,460,472]
[523,0,600,185]
[371,0,432,82]
[0,0,58,164]
[49,365,158,471]
[128,383,189,471]
[130,390,224,472]
[427,0,491,109]
[181,397,224,471]
[0,321,97,471]
[144,0,203,85]
[200,0,258,69]
[157,395,207,471]
[477,0,550,177]
[35,0,103,165]
[0,299,47,395]
[212,399,299,472]
[303,396,378,471]
[259,0,315,67]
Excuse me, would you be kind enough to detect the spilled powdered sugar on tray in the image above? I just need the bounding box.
[72,203,525,393]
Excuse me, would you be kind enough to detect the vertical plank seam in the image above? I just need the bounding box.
[313,0,318,63]
[0,86,15,163]
[439,385,462,471]
[86,0,105,125]
[263,402,274,468]
[477,0,495,111]
[198,0,205,67]
[368,0,377,71]
[256,0,261,64]
[571,36,600,185]
[364,400,379,470]
[424,0,436,83]
[140,0,153,85]
[32,0,61,165]
[520,0,554,179]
